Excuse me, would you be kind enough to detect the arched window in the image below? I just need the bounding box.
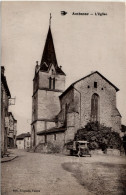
[91,93,99,122]
[49,77,55,89]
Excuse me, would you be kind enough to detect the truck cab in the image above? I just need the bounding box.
[66,140,91,157]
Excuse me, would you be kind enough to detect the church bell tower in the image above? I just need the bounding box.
[31,15,66,147]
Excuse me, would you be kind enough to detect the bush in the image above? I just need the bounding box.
[74,122,122,151]
[46,142,61,153]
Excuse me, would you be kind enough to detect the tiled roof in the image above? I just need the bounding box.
[60,71,119,98]
[16,133,31,140]
[40,26,65,75]
[37,127,66,135]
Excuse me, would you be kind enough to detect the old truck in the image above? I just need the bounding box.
[66,140,91,157]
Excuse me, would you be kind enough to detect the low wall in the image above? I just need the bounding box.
[107,149,120,156]
[90,149,121,156]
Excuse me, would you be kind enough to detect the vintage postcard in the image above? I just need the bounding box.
[1,1,126,195]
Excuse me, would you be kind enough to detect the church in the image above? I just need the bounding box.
[31,21,121,151]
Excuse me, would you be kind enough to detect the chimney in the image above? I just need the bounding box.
[1,66,5,75]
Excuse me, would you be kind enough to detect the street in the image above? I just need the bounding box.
[1,149,126,195]
[1,149,89,195]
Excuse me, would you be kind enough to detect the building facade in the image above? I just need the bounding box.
[7,112,17,148]
[1,66,11,155]
[31,24,121,151]
[16,133,31,149]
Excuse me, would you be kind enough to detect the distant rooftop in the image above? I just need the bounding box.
[16,132,31,140]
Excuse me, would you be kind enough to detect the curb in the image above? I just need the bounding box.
[1,155,18,163]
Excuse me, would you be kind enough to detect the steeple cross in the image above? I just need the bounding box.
[49,13,52,27]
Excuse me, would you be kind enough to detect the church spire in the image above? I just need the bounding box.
[49,13,52,27]
[40,15,65,75]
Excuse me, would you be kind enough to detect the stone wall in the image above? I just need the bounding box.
[36,132,65,152]
[24,137,31,149]
[37,90,62,119]
[112,115,121,133]
[1,84,9,154]
[59,88,74,123]
[74,72,121,132]
[31,122,37,147]
[63,113,80,143]
[17,140,24,149]
[59,89,81,143]
[46,133,65,146]
[39,71,65,92]
[32,92,38,122]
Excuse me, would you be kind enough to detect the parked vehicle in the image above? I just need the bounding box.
[66,140,91,157]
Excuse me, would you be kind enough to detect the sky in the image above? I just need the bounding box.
[1,1,126,135]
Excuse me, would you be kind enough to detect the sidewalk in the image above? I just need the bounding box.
[1,150,18,163]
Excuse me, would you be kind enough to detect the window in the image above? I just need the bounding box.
[53,78,55,89]
[49,77,52,89]
[94,82,97,88]
[54,134,56,141]
[91,93,99,122]
[45,135,47,143]
[49,77,55,90]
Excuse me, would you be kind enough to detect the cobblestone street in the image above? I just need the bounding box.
[1,149,126,195]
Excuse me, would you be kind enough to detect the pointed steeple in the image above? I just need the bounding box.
[40,26,58,69]
[40,18,65,75]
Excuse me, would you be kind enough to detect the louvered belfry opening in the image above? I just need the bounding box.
[91,93,99,122]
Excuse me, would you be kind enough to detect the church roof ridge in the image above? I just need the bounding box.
[60,71,119,98]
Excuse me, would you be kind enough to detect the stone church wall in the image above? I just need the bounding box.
[60,88,74,121]
[32,92,38,122]
[112,115,121,133]
[36,120,56,132]
[46,133,65,146]
[36,133,65,151]
[39,71,65,91]
[74,73,121,132]
[37,90,61,119]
